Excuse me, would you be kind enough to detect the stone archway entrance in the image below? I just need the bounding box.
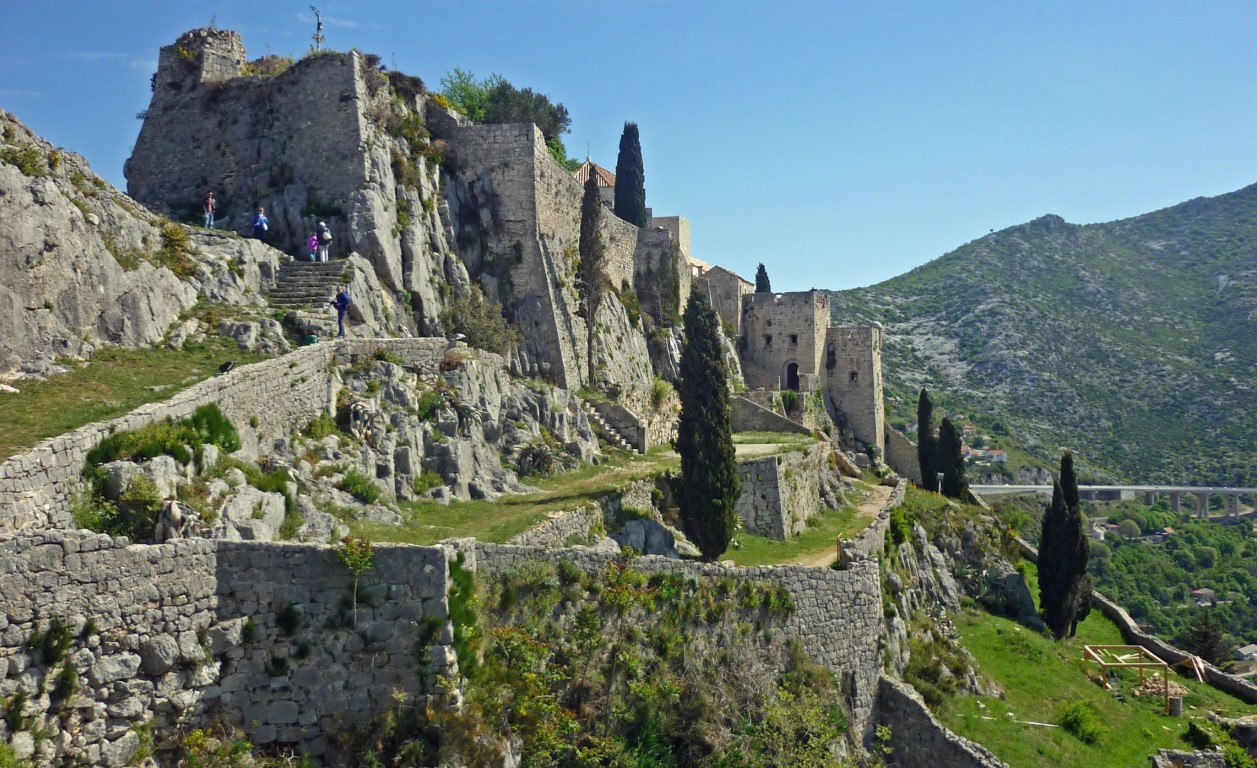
[785,362,800,391]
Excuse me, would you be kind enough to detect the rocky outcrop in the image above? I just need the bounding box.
[0,109,287,377]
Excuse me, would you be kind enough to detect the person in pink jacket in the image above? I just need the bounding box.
[306,233,318,262]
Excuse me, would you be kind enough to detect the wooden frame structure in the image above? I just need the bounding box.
[1082,645,1171,713]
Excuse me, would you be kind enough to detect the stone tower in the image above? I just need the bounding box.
[822,324,885,457]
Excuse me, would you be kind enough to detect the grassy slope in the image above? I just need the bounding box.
[0,342,262,461]
[940,566,1251,768]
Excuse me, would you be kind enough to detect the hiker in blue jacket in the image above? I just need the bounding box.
[332,287,351,338]
[252,207,269,241]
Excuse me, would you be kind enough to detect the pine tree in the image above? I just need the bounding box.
[578,171,608,384]
[676,288,741,560]
[938,418,968,500]
[754,263,772,293]
[917,389,938,492]
[1039,452,1090,639]
[613,122,647,227]
[1180,607,1229,665]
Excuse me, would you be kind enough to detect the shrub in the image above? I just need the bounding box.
[0,144,49,177]
[439,284,518,355]
[111,475,165,541]
[779,390,801,413]
[414,389,446,421]
[412,470,444,494]
[1056,699,1107,744]
[649,377,673,411]
[889,506,912,548]
[337,468,381,503]
[157,222,198,278]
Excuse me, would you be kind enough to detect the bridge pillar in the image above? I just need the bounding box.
[1144,491,1156,506]
[1230,493,1240,520]
[1195,492,1208,519]
[1169,492,1181,514]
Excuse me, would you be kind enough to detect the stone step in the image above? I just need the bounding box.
[583,403,636,453]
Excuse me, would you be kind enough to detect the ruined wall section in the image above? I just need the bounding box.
[884,427,922,484]
[876,676,1009,768]
[468,543,885,733]
[824,325,885,457]
[696,269,752,338]
[0,338,480,534]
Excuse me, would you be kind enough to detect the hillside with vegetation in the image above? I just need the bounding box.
[828,184,1257,485]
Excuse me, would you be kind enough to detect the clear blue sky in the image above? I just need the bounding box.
[3,2,1255,291]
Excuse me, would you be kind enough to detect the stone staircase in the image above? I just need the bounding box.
[267,260,348,310]
[583,402,640,454]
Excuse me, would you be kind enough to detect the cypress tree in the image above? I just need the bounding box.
[917,389,938,492]
[578,171,608,384]
[1039,452,1090,639]
[676,288,741,561]
[754,263,772,293]
[613,122,647,227]
[938,418,968,500]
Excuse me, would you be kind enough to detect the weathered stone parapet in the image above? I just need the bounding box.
[875,675,1009,768]
[844,478,905,562]
[883,427,922,484]
[507,505,602,547]
[730,395,812,435]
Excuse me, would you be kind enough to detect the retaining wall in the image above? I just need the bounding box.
[468,542,885,733]
[876,675,1009,768]
[730,396,811,436]
[883,427,922,485]
[0,338,492,534]
[0,530,453,765]
[735,442,828,539]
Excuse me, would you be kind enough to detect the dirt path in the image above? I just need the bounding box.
[796,482,896,568]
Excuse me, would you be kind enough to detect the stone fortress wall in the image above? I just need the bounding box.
[467,541,886,736]
[740,290,829,391]
[735,442,829,539]
[824,324,886,458]
[0,529,453,765]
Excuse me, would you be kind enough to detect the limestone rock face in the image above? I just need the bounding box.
[0,109,287,377]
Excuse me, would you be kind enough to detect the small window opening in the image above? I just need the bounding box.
[849,371,858,383]
[764,334,773,348]
[789,334,798,345]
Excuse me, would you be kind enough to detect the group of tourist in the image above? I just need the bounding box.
[202,192,334,262]
[204,191,350,337]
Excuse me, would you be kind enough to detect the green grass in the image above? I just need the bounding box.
[0,342,263,461]
[937,566,1252,768]
[352,450,680,545]
[724,503,869,567]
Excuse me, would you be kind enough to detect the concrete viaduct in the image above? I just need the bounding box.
[970,485,1257,520]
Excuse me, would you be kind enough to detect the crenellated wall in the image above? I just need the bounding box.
[823,325,885,456]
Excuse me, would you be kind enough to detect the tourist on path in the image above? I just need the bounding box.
[203,192,216,229]
[252,207,269,241]
[333,286,351,338]
[316,221,332,262]
[307,232,318,262]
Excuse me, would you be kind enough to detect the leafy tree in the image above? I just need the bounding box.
[938,418,968,500]
[754,263,772,293]
[613,122,647,227]
[1116,519,1141,539]
[439,284,519,355]
[676,288,741,560]
[440,69,574,167]
[578,171,609,384]
[1039,452,1090,639]
[1180,607,1229,665]
[917,389,938,492]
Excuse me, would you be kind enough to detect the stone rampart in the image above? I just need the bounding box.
[0,338,498,534]
[735,442,828,539]
[0,530,453,765]
[468,542,884,732]
[883,427,922,484]
[875,675,1009,768]
[507,506,602,548]
[844,479,905,561]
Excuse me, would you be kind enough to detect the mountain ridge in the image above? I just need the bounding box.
[829,181,1257,485]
